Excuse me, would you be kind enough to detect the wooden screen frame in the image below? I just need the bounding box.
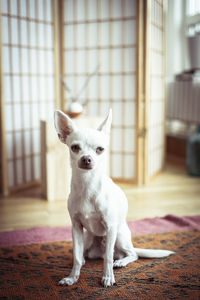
[143,0,166,184]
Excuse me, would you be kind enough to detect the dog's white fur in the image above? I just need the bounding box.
[54,109,174,287]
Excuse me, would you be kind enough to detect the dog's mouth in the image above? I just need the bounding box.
[79,165,93,170]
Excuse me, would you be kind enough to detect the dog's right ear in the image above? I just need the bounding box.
[54,110,77,144]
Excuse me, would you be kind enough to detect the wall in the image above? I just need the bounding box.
[166,0,189,80]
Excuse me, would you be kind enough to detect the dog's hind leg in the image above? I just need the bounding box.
[84,231,104,259]
[113,222,138,268]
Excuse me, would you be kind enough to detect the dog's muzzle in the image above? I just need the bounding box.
[78,155,94,170]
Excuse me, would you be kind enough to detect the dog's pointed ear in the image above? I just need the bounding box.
[54,110,77,144]
[98,109,112,136]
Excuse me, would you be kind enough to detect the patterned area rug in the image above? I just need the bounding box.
[0,230,200,299]
[1,214,200,246]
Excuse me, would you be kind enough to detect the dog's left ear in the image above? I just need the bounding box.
[54,110,77,144]
[98,109,112,136]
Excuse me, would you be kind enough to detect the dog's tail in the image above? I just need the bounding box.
[134,248,175,258]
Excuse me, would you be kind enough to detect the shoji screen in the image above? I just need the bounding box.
[145,0,165,180]
[1,0,55,190]
[62,0,137,181]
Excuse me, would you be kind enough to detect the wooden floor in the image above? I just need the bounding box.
[0,162,200,232]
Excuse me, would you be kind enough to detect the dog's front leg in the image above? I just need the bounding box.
[59,221,84,286]
[102,226,117,287]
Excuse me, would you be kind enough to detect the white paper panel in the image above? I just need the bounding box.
[77,0,86,21]
[100,22,110,46]
[9,0,18,16]
[20,20,28,46]
[1,0,56,189]
[64,25,74,48]
[148,148,163,177]
[124,128,135,152]
[76,24,86,48]
[124,48,136,72]
[13,76,21,102]
[38,24,45,47]
[20,0,27,17]
[3,46,10,73]
[124,0,137,17]
[147,0,165,178]
[63,0,137,180]
[112,21,122,46]
[13,104,22,130]
[88,0,97,20]
[112,102,123,126]
[124,20,136,45]
[76,50,86,73]
[2,17,9,43]
[112,0,122,18]
[88,23,98,47]
[65,50,75,74]
[23,104,31,128]
[12,47,20,73]
[29,0,36,19]
[111,49,123,73]
[32,103,39,127]
[151,77,163,100]
[21,49,29,73]
[100,76,110,100]
[99,0,109,19]
[38,0,44,21]
[112,128,123,152]
[46,0,53,21]
[149,125,163,151]
[15,134,22,162]
[38,50,46,74]
[124,154,135,179]
[5,104,13,131]
[29,21,37,47]
[1,0,8,14]
[21,76,30,101]
[149,101,163,125]
[87,100,98,115]
[6,133,13,159]
[99,49,110,73]
[64,0,74,22]
[4,76,12,102]
[112,76,123,100]
[124,75,136,99]
[88,76,98,99]
[111,153,123,178]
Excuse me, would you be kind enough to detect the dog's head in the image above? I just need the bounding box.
[54,109,112,172]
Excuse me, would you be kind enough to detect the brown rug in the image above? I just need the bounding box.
[0,230,200,300]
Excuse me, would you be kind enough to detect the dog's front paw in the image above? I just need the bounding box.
[58,276,79,286]
[101,275,115,287]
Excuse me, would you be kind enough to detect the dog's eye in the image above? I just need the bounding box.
[96,147,104,154]
[71,144,80,152]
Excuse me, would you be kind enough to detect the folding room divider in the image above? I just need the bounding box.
[0,0,166,195]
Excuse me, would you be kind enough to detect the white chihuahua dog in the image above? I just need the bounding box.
[54,109,174,287]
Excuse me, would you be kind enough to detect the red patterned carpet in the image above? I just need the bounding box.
[0,230,200,299]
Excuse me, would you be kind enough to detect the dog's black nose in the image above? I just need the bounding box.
[81,156,92,166]
[79,155,93,170]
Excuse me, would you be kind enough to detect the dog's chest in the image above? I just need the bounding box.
[79,210,106,236]
[70,193,106,236]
